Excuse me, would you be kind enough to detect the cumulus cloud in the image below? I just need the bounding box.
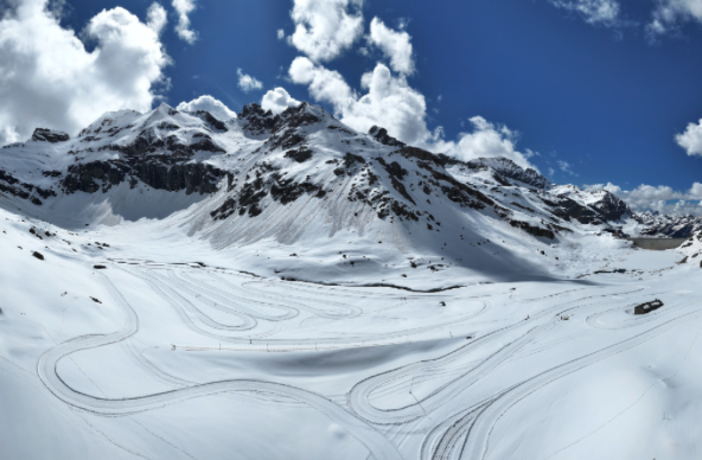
[261,87,301,114]
[288,0,364,62]
[237,69,263,92]
[146,2,168,34]
[583,182,702,215]
[288,56,355,107]
[442,117,536,170]
[290,58,434,145]
[0,0,169,145]
[176,95,236,121]
[342,64,429,144]
[367,17,414,75]
[277,29,285,40]
[547,0,622,26]
[172,0,197,44]
[286,5,538,169]
[675,118,702,156]
[289,58,537,168]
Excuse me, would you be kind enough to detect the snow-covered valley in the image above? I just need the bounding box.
[2,103,702,459]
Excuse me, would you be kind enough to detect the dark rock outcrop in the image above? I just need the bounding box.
[32,128,70,143]
[369,126,405,148]
[62,158,227,195]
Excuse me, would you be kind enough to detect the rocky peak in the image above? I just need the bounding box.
[155,102,179,117]
[466,157,551,189]
[31,128,70,143]
[590,191,631,221]
[277,102,324,129]
[192,111,228,132]
[238,103,277,136]
[369,126,406,148]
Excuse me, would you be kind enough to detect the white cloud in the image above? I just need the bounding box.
[675,118,702,156]
[583,182,702,215]
[442,117,536,170]
[261,87,301,114]
[548,0,621,26]
[288,56,355,107]
[176,95,236,121]
[688,181,702,199]
[277,29,285,40]
[557,160,577,175]
[343,64,428,144]
[289,57,537,168]
[367,17,414,75]
[0,0,169,145]
[286,8,534,169]
[647,0,702,36]
[237,68,263,92]
[290,58,432,145]
[288,0,364,62]
[172,0,197,44]
[146,3,168,34]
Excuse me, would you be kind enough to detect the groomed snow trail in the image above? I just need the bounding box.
[17,251,702,459]
[37,271,404,460]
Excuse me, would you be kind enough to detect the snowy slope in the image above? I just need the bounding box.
[4,102,702,460]
[2,201,702,459]
[0,102,647,285]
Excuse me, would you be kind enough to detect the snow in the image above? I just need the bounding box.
[2,103,702,459]
[2,197,702,460]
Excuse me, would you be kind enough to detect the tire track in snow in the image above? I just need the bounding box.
[37,271,404,460]
[458,304,701,460]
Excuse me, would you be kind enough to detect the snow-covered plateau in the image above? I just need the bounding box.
[2,102,702,459]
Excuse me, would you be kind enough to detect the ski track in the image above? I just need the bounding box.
[37,271,404,460]
[29,257,700,460]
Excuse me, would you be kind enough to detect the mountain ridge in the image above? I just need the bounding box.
[0,101,689,259]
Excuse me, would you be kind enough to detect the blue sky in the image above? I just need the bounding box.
[3,0,702,214]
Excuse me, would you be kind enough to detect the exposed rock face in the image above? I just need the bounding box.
[32,128,70,143]
[239,104,278,136]
[3,99,691,246]
[590,192,629,221]
[638,212,702,238]
[466,157,551,189]
[369,126,405,148]
[238,102,323,137]
[0,170,56,205]
[192,111,228,132]
[113,129,225,158]
[62,159,227,195]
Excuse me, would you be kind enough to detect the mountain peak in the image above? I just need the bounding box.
[31,128,70,143]
[466,157,551,189]
[369,126,406,148]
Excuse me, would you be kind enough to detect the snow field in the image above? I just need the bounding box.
[3,203,702,459]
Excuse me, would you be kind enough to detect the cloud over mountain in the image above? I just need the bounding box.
[0,0,169,146]
[261,87,302,114]
[367,17,415,75]
[176,95,237,121]
[676,118,702,156]
[237,69,263,93]
[288,0,364,62]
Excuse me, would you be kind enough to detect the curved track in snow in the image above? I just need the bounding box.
[37,272,404,460]
[34,257,700,460]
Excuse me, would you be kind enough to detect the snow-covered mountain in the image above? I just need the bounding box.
[6,101,702,460]
[634,211,702,238]
[1,103,637,233]
[0,101,653,283]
